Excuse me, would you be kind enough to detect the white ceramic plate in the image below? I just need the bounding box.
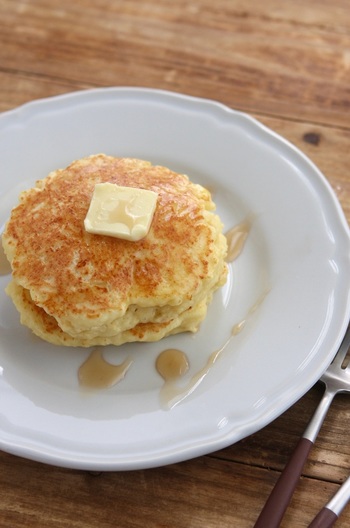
[0,88,349,471]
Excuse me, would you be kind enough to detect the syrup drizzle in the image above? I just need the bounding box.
[0,241,11,276]
[225,216,253,263]
[78,348,133,389]
[157,289,268,409]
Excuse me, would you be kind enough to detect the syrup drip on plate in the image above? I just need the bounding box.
[0,241,11,276]
[225,217,253,263]
[156,349,189,381]
[78,348,133,389]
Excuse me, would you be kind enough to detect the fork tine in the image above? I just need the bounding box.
[331,324,350,368]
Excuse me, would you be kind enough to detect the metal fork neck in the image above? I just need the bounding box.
[303,387,335,442]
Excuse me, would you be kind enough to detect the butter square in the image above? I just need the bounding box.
[84,183,158,241]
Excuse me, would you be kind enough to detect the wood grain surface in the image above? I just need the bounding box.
[1,1,350,526]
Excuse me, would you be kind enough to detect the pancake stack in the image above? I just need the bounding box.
[2,155,228,347]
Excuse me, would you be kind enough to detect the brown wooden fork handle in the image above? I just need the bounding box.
[308,507,338,527]
[254,437,313,527]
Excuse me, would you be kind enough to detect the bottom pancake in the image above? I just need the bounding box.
[6,281,214,347]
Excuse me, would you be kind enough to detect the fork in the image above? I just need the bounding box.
[308,474,350,527]
[254,323,350,528]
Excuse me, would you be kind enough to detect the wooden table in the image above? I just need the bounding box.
[1,1,350,526]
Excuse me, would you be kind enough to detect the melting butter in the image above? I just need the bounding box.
[84,183,158,241]
[78,348,133,389]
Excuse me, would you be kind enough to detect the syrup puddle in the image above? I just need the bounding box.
[156,349,189,381]
[78,348,133,390]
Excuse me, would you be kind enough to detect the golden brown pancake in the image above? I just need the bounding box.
[2,155,228,346]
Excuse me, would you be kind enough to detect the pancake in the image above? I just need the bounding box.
[2,155,228,347]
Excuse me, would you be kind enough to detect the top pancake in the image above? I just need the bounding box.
[2,155,227,345]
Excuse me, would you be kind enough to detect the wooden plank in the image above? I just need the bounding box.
[0,0,349,127]
[0,72,88,114]
[0,447,349,528]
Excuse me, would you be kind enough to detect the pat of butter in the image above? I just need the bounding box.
[84,183,158,241]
